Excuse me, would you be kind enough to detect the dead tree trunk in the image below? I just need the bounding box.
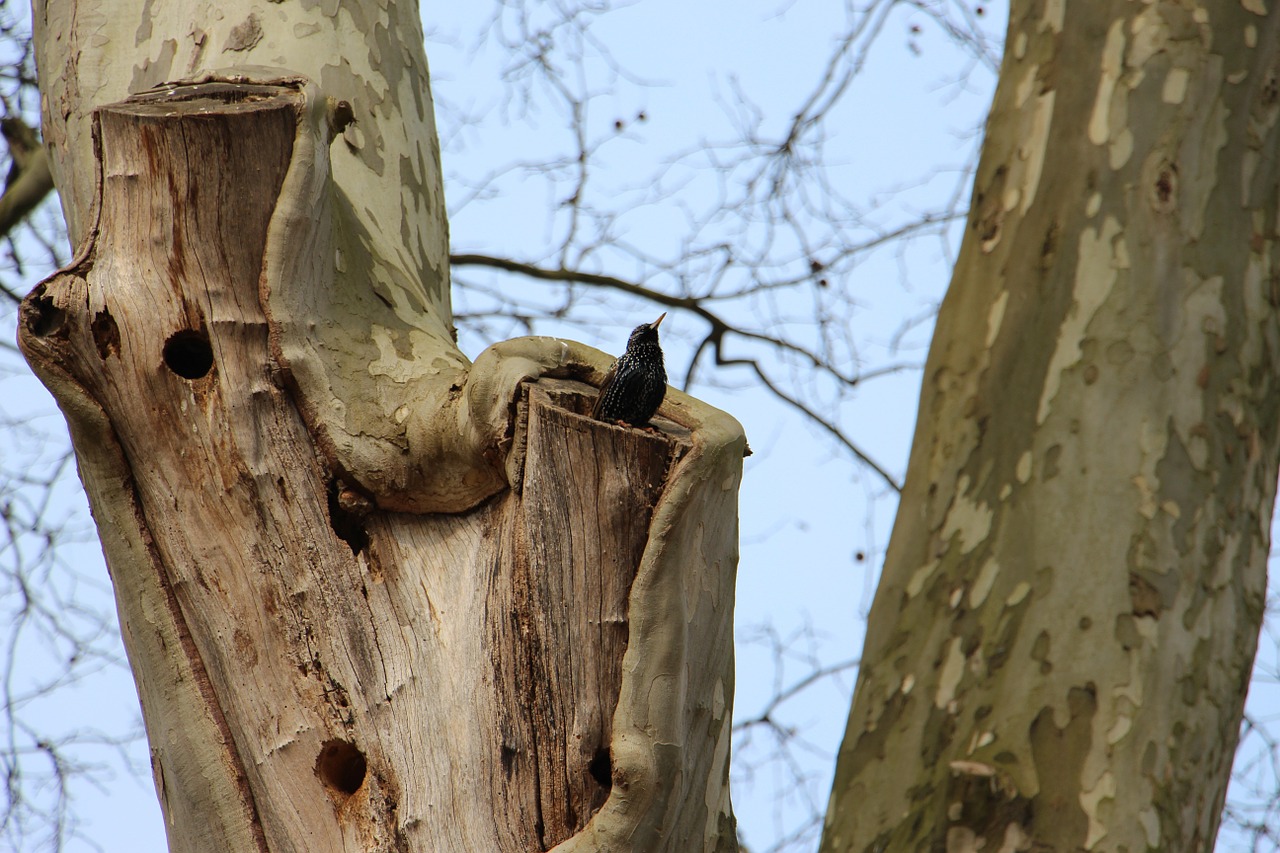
[20,8,745,852]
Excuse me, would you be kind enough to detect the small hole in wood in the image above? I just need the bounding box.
[92,309,121,359]
[315,739,367,796]
[25,294,66,337]
[328,486,370,554]
[163,329,214,379]
[588,748,612,792]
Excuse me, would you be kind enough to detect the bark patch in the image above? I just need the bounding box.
[1028,683,1095,846]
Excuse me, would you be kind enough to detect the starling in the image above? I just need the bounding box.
[592,313,668,426]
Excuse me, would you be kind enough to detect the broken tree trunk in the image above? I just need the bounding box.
[19,64,742,853]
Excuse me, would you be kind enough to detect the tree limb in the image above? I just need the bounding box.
[0,118,53,242]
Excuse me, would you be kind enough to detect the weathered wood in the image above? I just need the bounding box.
[491,383,680,848]
[20,81,741,852]
[23,85,380,852]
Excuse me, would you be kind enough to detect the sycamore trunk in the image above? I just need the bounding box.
[822,3,1280,851]
[20,3,744,851]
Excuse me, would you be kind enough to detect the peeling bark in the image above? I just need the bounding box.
[20,2,745,850]
[822,3,1280,851]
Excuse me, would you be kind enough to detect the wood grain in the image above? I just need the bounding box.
[20,82,736,853]
[490,383,678,847]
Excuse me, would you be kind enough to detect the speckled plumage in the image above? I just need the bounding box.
[592,314,668,426]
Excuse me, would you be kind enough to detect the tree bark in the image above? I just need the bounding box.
[0,117,54,239]
[822,3,1280,851]
[20,3,745,851]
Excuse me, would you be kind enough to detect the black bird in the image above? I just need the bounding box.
[592,313,668,426]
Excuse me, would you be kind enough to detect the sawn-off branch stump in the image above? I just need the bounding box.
[18,82,737,853]
[496,382,682,848]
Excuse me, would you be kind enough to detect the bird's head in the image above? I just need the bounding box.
[627,312,666,348]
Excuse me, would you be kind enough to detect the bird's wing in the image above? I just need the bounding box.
[591,361,619,418]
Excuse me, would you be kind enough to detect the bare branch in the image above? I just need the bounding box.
[0,118,53,240]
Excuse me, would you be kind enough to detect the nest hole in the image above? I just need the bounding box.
[588,748,612,792]
[25,294,66,337]
[162,329,214,379]
[328,487,370,554]
[92,309,121,359]
[315,739,367,796]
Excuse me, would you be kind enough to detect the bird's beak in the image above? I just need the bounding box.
[653,312,667,329]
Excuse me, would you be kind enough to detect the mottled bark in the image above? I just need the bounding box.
[822,2,1280,851]
[0,117,54,239]
[21,2,744,851]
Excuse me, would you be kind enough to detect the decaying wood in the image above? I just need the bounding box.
[19,80,742,853]
[491,384,679,848]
